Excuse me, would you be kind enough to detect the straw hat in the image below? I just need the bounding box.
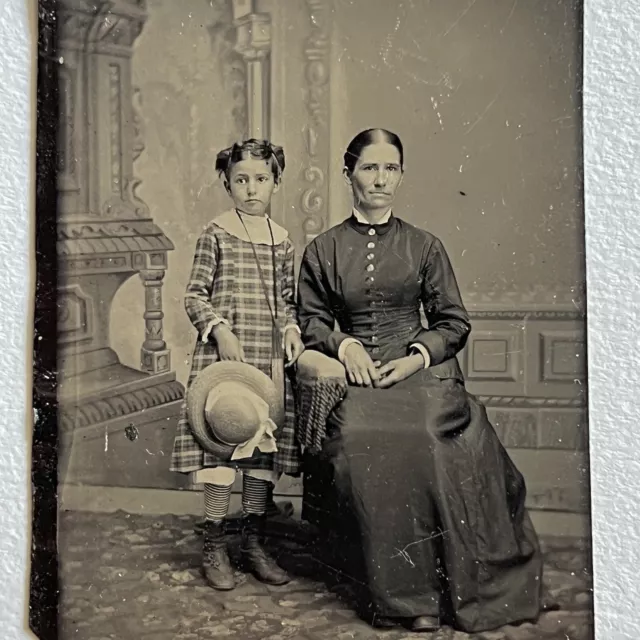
[186,361,284,461]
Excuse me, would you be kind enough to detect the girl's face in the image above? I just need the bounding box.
[225,157,279,216]
[344,142,403,213]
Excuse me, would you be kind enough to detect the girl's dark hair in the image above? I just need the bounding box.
[343,128,404,174]
[215,138,286,183]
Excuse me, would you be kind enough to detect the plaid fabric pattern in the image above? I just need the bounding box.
[293,376,347,454]
[170,222,301,476]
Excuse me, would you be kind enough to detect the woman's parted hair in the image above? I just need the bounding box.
[215,138,286,183]
[343,128,404,174]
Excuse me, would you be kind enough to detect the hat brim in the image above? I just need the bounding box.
[186,361,283,460]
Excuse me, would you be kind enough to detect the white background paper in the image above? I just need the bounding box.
[583,1,640,638]
[0,0,34,638]
[1,0,639,638]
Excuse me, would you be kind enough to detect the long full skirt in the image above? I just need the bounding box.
[302,370,543,633]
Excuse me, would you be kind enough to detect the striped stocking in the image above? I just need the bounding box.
[203,483,232,523]
[242,474,270,515]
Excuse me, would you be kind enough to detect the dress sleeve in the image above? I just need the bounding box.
[412,237,472,366]
[184,229,227,340]
[297,240,354,359]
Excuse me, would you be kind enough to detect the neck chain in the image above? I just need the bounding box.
[236,210,279,326]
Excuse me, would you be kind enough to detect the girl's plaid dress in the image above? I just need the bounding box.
[170,210,301,476]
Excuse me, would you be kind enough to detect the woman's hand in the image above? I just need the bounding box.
[211,324,245,362]
[343,342,380,387]
[284,328,305,367]
[375,353,424,389]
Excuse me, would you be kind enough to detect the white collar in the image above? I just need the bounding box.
[213,209,289,246]
[352,207,393,225]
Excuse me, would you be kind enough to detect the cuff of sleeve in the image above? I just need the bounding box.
[410,343,431,369]
[201,317,229,343]
[338,337,362,363]
[413,330,446,366]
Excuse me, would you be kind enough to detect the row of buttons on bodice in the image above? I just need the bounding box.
[365,227,380,355]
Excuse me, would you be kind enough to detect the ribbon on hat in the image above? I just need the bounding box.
[230,391,278,459]
[231,416,278,460]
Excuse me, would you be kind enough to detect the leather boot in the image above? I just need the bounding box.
[409,615,441,632]
[241,513,290,585]
[371,615,397,629]
[202,520,235,591]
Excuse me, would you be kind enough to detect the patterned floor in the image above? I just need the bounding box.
[58,509,593,640]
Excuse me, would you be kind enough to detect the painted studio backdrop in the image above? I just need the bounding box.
[57,0,586,539]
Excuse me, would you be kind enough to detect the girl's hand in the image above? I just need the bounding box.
[284,328,305,367]
[374,353,424,389]
[211,324,245,362]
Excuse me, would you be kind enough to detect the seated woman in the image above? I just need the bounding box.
[294,128,545,634]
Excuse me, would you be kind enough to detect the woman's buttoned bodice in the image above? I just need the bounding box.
[298,214,471,371]
[332,220,426,362]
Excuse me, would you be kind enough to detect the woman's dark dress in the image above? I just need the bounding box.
[296,214,543,633]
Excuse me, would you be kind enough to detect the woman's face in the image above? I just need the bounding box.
[226,157,279,216]
[345,142,403,213]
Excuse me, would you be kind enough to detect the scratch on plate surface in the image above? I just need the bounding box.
[392,530,449,566]
[500,0,519,34]
[442,0,478,37]
[465,93,501,135]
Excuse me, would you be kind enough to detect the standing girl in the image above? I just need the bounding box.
[170,139,304,590]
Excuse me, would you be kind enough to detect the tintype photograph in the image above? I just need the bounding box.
[37,0,590,638]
